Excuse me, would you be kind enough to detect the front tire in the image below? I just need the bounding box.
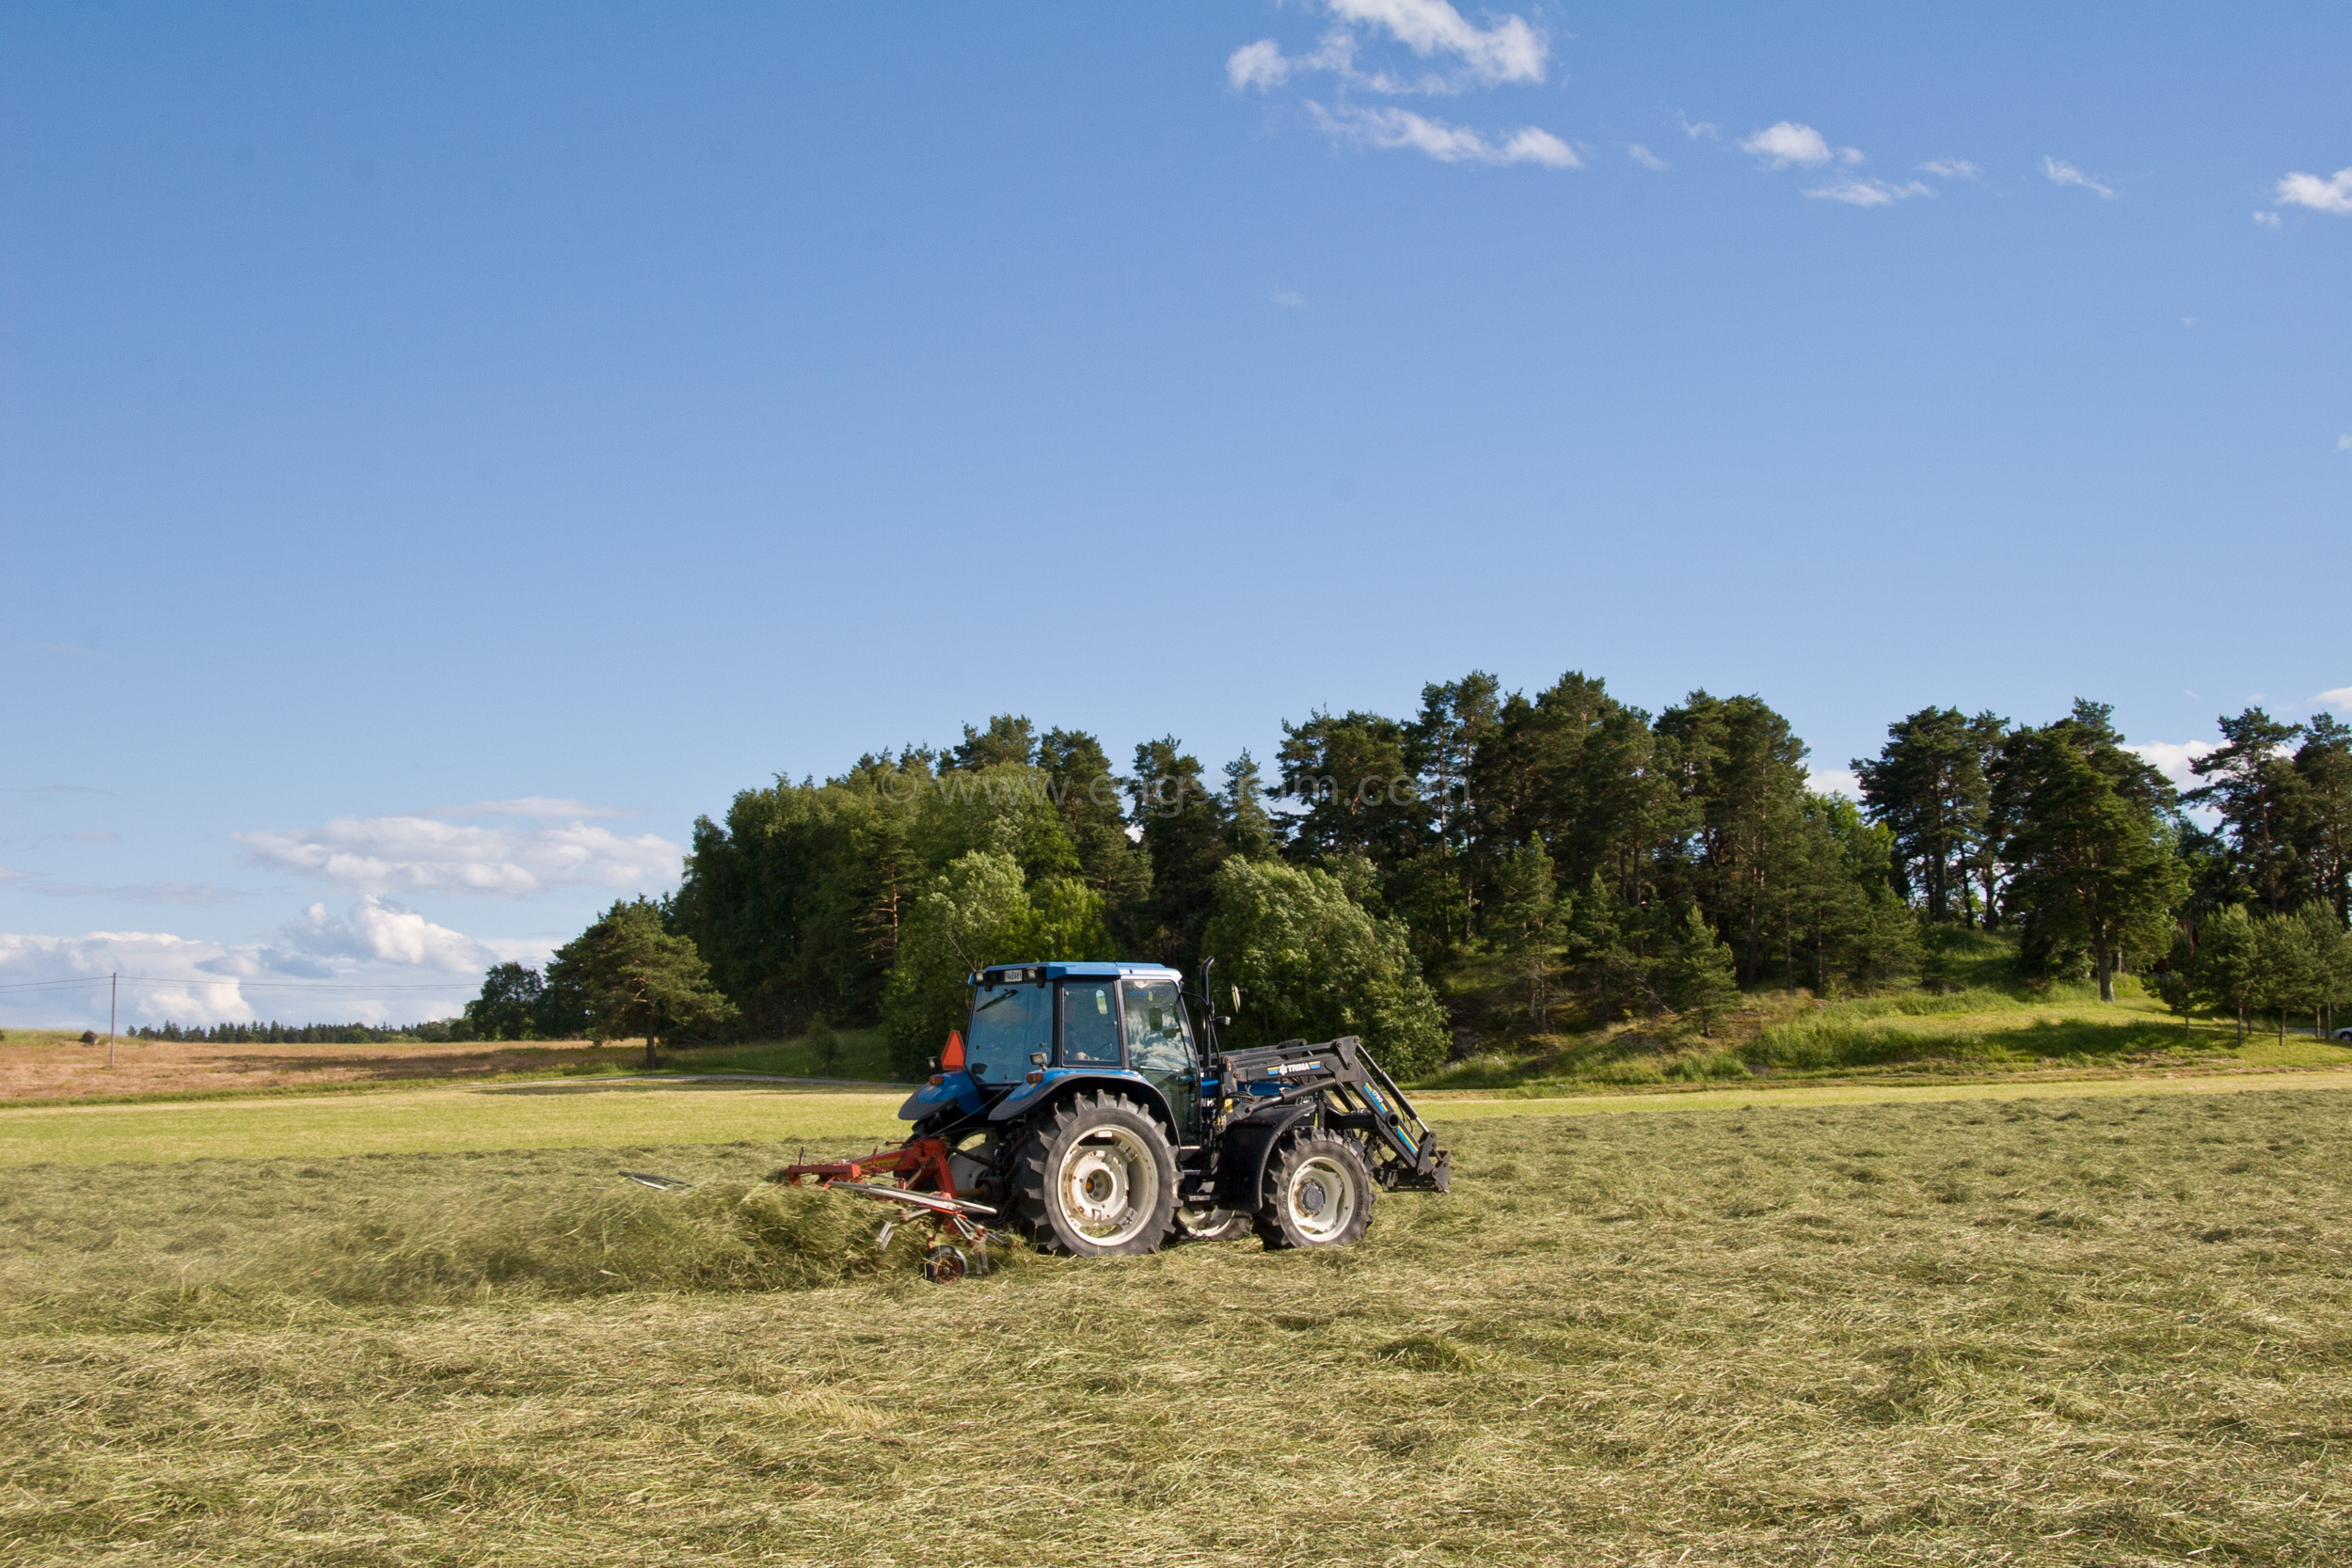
[1012,1090,1178,1257]
[1253,1131,1375,1250]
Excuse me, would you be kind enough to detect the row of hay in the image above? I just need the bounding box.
[0,1170,953,1334]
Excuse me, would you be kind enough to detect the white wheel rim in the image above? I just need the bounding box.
[1284,1155,1357,1242]
[1057,1128,1159,1245]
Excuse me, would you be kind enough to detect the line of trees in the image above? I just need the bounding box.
[1854,699,2352,1014]
[133,1021,437,1045]
[464,673,2352,1077]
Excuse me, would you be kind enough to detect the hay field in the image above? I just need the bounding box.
[0,1031,614,1103]
[0,1082,908,1167]
[6,1085,2351,1564]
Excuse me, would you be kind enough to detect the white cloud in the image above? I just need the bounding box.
[1741,121,1836,169]
[269,895,496,973]
[1324,0,1547,87]
[2274,167,2352,215]
[1677,113,1719,141]
[1628,143,1668,171]
[1918,159,1980,181]
[1807,178,1931,208]
[2253,210,2281,229]
[1270,288,1306,308]
[429,797,636,819]
[2042,157,2116,198]
[1228,39,1290,91]
[1807,768,1862,800]
[2126,741,2217,791]
[0,898,531,1028]
[235,814,681,897]
[1225,1,1546,99]
[2316,686,2352,711]
[1310,102,1579,167]
[2336,435,2351,451]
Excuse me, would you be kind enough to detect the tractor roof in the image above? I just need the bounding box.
[977,960,1183,984]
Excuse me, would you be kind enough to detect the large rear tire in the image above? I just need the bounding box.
[1012,1090,1178,1257]
[1253,1131,1375,1250]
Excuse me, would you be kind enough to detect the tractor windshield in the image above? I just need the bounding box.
[964,982,1049,1083]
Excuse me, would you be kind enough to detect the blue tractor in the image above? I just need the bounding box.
[789,959,1449,1259]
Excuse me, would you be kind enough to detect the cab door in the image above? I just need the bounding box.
[1121,978,1200,1145]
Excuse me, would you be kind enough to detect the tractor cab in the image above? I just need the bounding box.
[899,961,1206,1146]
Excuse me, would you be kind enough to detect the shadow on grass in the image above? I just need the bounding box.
[1751,1015,2209,1071]
[653,1028,903,1085]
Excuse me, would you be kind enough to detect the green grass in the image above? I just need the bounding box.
[660,1025,903,1082]
[0,1083,908,1167]
[1427,963,2352,1093]
[6,1085,2352,1563]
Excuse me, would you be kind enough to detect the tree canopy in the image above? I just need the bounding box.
[476,674,2352,1080]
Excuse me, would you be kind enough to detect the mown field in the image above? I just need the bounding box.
[0,1025,904,1107]
[5,1081,2350,1565]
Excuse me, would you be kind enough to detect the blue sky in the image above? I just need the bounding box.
[5,1,2349,1026]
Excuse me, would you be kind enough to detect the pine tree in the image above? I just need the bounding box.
[2293,716,2352,922]
[1565,872,1646,1022]
[1128,737,1228,974]
[2185,708,2308,912]
[2186,906,2262,1042]
[1492,837,1559,1028]
[545,898,737,1068]
[1039,727,1151,916]
[1854,705,1996,925]
[1662,906,1740,1037]
[1996,701,2186,1000]
[1221,750,1279,860]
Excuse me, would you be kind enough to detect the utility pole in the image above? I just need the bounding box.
[108,973,118,1069]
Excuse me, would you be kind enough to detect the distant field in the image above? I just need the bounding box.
[6,1085,2349,1563]
[0,1026,904,1106]
[0,1030,614,1103]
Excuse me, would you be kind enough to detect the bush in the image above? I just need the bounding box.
[1203,857,1449,1080]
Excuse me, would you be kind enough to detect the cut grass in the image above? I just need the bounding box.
[6,1085,2351,1563]
[0,1026,909,1108]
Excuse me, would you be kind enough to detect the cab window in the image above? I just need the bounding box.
[1060,981,1121,1065]
[965,983,1049,1081]
[1122,980,1194,1075]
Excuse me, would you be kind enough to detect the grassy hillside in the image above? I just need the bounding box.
[1430,927,2352,1093]
[6,1085,2350,1563]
